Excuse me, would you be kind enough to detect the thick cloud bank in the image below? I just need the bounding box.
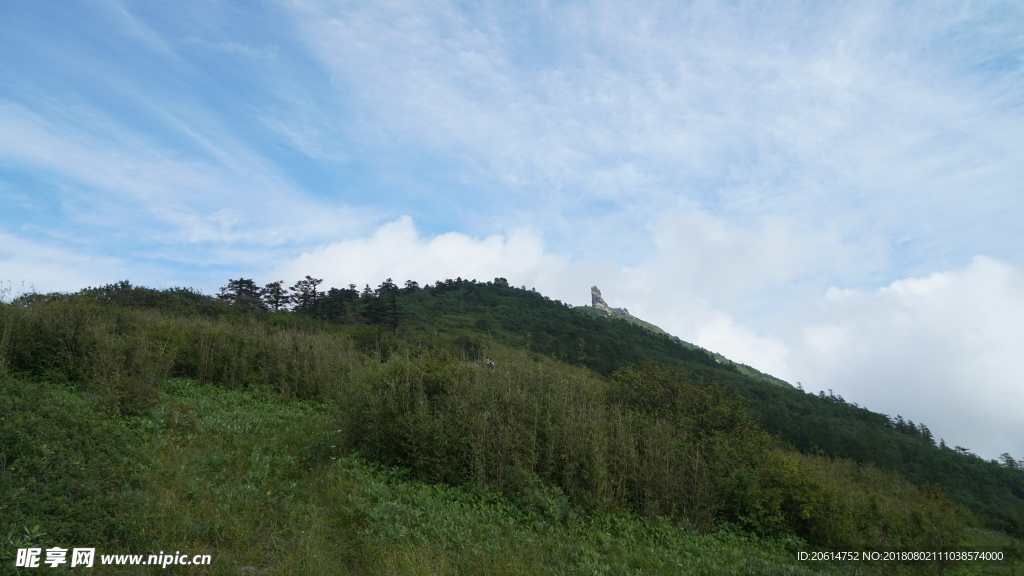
[271,216,572,293]
[793,256,1024,460]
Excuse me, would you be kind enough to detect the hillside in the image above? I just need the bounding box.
[1,278,1022,574]
[577,286,792,388]
[389,278,1024,537]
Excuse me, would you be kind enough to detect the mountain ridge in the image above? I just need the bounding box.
[581,285,793,389]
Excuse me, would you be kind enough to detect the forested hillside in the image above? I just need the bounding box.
[219,274,1024,537]
[1,278,1021,574]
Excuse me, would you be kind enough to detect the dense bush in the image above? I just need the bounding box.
[346,351,968,548]
[0,376,153,560]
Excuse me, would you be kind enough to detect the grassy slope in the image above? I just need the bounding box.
[2,285,1023,574]
[4,375,1017,576]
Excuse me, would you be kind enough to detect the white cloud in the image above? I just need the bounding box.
[270,213,796,376]
[269,211,860,383]
[640,209,880,305]
[269,215,572,291]
[0,230,131,294]
[792,256,1024,460]
[638,294,792,380]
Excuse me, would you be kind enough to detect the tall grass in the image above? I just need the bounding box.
[0,298,368,409]
[347,350,970,549]
[135,380,832,575]
[4,374,1016,575]
[0,297,978,555]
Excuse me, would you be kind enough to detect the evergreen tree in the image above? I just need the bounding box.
[218,278,266,311]
[918,423,934,445]
[319,286,359,322]
[1000,453,1020,471]
[368,278,400,332]
[289,276,323,312]
[261,281,290,311]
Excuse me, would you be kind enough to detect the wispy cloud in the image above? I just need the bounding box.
[181,37,280,60]
[258,111,351,163]
[289,0,1024,269]
[0,99,371,255]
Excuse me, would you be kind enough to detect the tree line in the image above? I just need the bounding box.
[217,276,405,331]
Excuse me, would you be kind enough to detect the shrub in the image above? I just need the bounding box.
[0,376,152,559]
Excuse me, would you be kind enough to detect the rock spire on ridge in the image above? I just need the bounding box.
[590,286,632,318]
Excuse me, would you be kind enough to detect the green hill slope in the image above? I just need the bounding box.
[309,276,1024,537]
[574,300,791,388]
[10,373,993,575]
[1,278,1022,574]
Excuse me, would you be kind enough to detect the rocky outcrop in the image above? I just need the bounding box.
[591,286,612,313]
[591,286,632,318]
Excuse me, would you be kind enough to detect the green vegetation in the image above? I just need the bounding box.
[0,378,150,554]
[575,305,790,388]
[1,279,1022,574]
[729,378,1024,538]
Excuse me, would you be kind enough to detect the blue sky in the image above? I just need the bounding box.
[2,0,1023,459]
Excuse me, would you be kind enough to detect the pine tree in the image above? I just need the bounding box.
[262,281,290,311]
[918,423,934,445]
[1000,453,1019,471]
[218,278,266,311]
[368,278,399,332]
[289,276,323,312]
